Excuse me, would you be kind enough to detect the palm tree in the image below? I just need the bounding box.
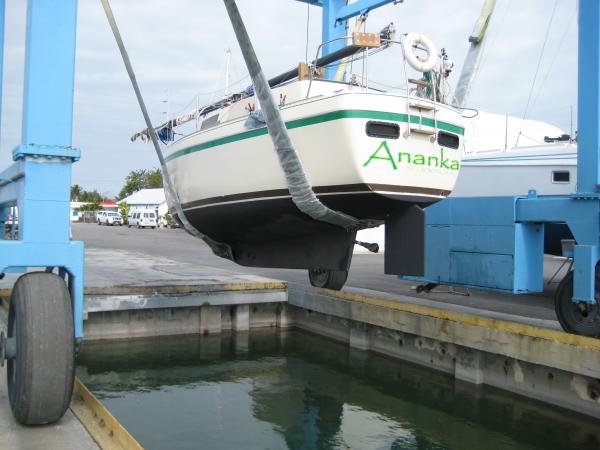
[70,184,83,202]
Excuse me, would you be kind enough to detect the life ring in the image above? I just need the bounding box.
[402,33,439,72]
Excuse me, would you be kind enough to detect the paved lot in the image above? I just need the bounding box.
[72,223,567,324]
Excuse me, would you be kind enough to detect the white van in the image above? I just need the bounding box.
[128,209,157,229]
[97,211,122,226]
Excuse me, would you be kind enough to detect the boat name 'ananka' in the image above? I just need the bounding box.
[363,140,460,171]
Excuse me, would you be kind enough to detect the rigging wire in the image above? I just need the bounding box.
[191,74,250,99]
[205,51,230,106]
[305,3,310,64]
[169,73,250,119]
[529,6,576,114]
[362,79,408,92]
[515,0,559,147]
[100,0,232,260]
[324,45,388,70]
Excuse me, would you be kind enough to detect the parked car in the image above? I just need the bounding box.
[97,211,122,226]
[128,209,157,229]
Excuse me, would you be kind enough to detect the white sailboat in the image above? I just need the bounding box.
[134,28,466,289]
[166,79,464,238]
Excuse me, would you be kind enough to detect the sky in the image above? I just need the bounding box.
[0,0,578,198]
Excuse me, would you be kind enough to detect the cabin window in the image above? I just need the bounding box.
[552,171,570,183]
[366,121,400,139]
[200,115,220,131]
[437,131,459,149]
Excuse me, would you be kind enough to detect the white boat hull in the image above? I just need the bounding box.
[165,80,465,269]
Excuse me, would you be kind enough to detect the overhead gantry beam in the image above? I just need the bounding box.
[294,0,397,78]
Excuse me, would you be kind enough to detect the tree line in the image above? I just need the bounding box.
[71,168,164,212]
[118,168,163,199]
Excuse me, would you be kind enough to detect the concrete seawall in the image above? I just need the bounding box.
[75,279,600,420]
[288,286,600,420]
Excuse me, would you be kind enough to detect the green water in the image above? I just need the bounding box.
[77,330,600,450]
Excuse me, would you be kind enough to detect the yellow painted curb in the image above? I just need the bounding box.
[70,378,143,450]
[81,281,287,296]
[324,289,600,350]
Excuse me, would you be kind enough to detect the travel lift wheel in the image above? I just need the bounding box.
[308,269,348,291]
[555,268,600,338]
[2,272,75,425]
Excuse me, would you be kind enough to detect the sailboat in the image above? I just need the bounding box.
[133,26,466,289]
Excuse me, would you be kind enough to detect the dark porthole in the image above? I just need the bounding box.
[552,171,570,183]
[437,131,460,149]
[366,121,400,139]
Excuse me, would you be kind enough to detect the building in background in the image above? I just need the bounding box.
[99,201,118,212]
[70,200,118,222]
[119,188,168,224]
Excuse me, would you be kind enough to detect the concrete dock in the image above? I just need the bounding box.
[64,224,565,341]
[73,223,564,327]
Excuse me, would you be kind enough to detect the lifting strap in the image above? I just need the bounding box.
[100,0,233,259]
[223,0,372,231]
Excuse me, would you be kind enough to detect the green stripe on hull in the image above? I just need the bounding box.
[166,109,464,162]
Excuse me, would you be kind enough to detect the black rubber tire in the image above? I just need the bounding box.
[7,272,75,425]
[308,269,348,290]
[554,270,600,337]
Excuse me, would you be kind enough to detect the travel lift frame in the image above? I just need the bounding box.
[0,0,84,425]
[395,0,600,338]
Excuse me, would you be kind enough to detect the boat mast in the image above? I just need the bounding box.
[452,0,496,108]
[223,48,231,98]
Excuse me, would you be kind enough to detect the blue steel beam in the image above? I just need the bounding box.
[336,0,396,21]
[577,0,600,194]
[19,0,79,242]
[0,0,85,340]
[21,0,78,147]
[0,0,4,137]
[321,0,347,78]
[294,0,396,78]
